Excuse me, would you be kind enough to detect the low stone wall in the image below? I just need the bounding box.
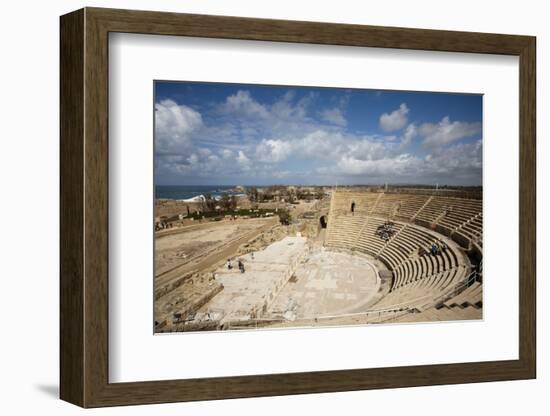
[155,271,195,301]
[174,320,221,332]
[156,283,224,333]
[223,318,285,330]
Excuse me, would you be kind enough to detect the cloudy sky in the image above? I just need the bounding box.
[154,81,482,186]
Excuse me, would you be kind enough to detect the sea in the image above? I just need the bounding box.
[155,185,245,201]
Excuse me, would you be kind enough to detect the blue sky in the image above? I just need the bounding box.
[154,81,482,186]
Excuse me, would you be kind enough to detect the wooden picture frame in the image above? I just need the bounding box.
[60,7,536,408]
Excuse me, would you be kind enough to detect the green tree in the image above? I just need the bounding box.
[315,188,325,199]
[246,187,259,203]
[287,188,297,202]
[201,194,217,212]
[277,209,292,225]
[220,195,231,211]
[219,194,238,211]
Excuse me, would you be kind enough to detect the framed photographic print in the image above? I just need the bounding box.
[60,7,536,407]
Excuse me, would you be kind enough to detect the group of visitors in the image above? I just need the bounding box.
[418,240,448,256]
[376,221,395,241]
[155,221,173,231]
[431,240,448,255]
[227,258,246,273]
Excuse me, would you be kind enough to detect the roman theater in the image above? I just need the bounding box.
[155,188,483,332]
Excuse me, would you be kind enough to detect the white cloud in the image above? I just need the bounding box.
[320,108,347,127]
[158,146,257,178]
[401,123,417,147]
[271,90,309,121]
[379,103,409,132]
[219,90,269,119]
[420,116,481,147]
[295,130,346,160]
[215,89,327,141]
[255,139,292,163]
[337,154,422,176]
[427,139,482,174]
[346,139,388,161]
[236,150,252,171]
[155,99,203,153]
[220,149,233,159]
[197,148,212,157]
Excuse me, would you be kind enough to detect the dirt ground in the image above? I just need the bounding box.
[155,219,274,277]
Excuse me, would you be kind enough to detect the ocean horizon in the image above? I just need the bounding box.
[155,185,244,200]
